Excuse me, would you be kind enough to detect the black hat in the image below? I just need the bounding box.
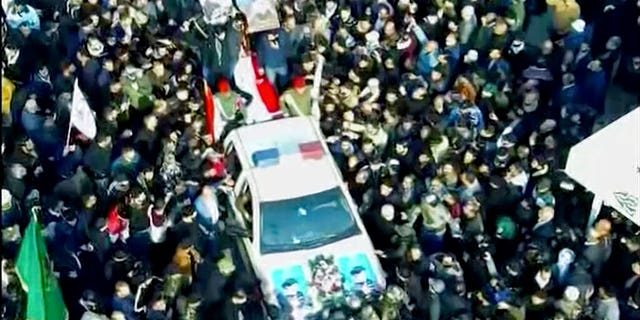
[113,250,129,262]
[496,147,511,161]
[536,177,552,193]
[489,175,506,189]
[178,237,195,249]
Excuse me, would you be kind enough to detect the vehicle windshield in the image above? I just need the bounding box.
[259,187,360,254]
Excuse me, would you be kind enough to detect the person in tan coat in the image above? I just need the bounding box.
[547,0,581,35]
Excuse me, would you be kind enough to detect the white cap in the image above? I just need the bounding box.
[87,38,104,57]
[2,189,12,209]
[571,19,585,32]
[367,78,380,87]
[365,31,380,43]
[381,204,395,216]
[461,5,475,19]
[466,49,479,62]
[24,99,38,112]
[564,286,580,301]
[428,278,445,293]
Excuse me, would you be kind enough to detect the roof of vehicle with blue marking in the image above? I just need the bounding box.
[228,117,341,201]
[231,117,322,167]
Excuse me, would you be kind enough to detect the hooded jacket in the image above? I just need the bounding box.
[411,25,440,77]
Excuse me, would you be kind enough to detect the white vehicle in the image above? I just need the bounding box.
[223,117,385,317]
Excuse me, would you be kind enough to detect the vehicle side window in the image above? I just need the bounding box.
[236,182,254,232]
[225,144,242,181]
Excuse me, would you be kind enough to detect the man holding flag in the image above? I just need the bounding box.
[65,80,97,154]
[15,207,69,320]
[202,78,247,143]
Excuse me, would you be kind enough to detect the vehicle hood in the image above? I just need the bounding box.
[257,234,384,306]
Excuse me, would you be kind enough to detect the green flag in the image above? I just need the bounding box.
[15,216,68,320]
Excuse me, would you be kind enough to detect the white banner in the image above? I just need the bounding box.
[237,0,280,34]
[199,0,233,25]
[70,80,97,139]
[565,107,640,225]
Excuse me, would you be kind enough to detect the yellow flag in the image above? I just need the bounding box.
[2,76,15,115]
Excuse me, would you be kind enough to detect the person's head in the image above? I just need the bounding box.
[121,146,136,162]
[83,195,97,209]
[24,98,39,114]
[537,266,551,279]
[182,208,197,221]
[151,59,164,73]
[531,291,547,304]
[292,76,306,92]
[402,175,415,189]
[283,15,295,31]
[445,33,457,47]
[339,6,351,20]
[425,40,438,53]
[172,49,184,62]
[10,163,27,179]
[217,78,231,94]
[114,281,131,298]
[302,58,315,72]
[463,198,480,218]
[632,260,640,275]
[381,204,395,221]
[144,114,158,130]
[96,133,112,148]
[563,286,580,302]
[430,70,442,82]
[538,206,554,221]
[150,296,167,311]
[379,181,393,196]
[131,189,146,205]
[110,80,122,93]
[361,140,375,156]
[557,248,575,265]
[340,138,353,154]
[408,247,422,261]
[599,285,615,299]
[231,288,247,304]
[461,5,475,20]
[542,40,554,55]
[493,19,508,35]
[383,20,396,37]
[489,49,501,60]
[442,163,456,175]
[395,141,408,156]
[176,87,189,101]
[461,171,477,186]
[594,219,612,237]
[80,290,100,312]
[111,311,126,320]
[18,22,31,36]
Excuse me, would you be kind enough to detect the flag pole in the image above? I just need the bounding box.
[64,115,73,150]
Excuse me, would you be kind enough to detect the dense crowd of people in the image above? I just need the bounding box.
[2,0,640,318]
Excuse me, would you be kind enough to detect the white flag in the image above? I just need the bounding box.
[310,55,324,121]
[70,80,97,139]
[232,55,271,123]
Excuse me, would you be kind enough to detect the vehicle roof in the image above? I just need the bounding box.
[251,155,339,201]
[228,117,342,202]
[231,117,320,161]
